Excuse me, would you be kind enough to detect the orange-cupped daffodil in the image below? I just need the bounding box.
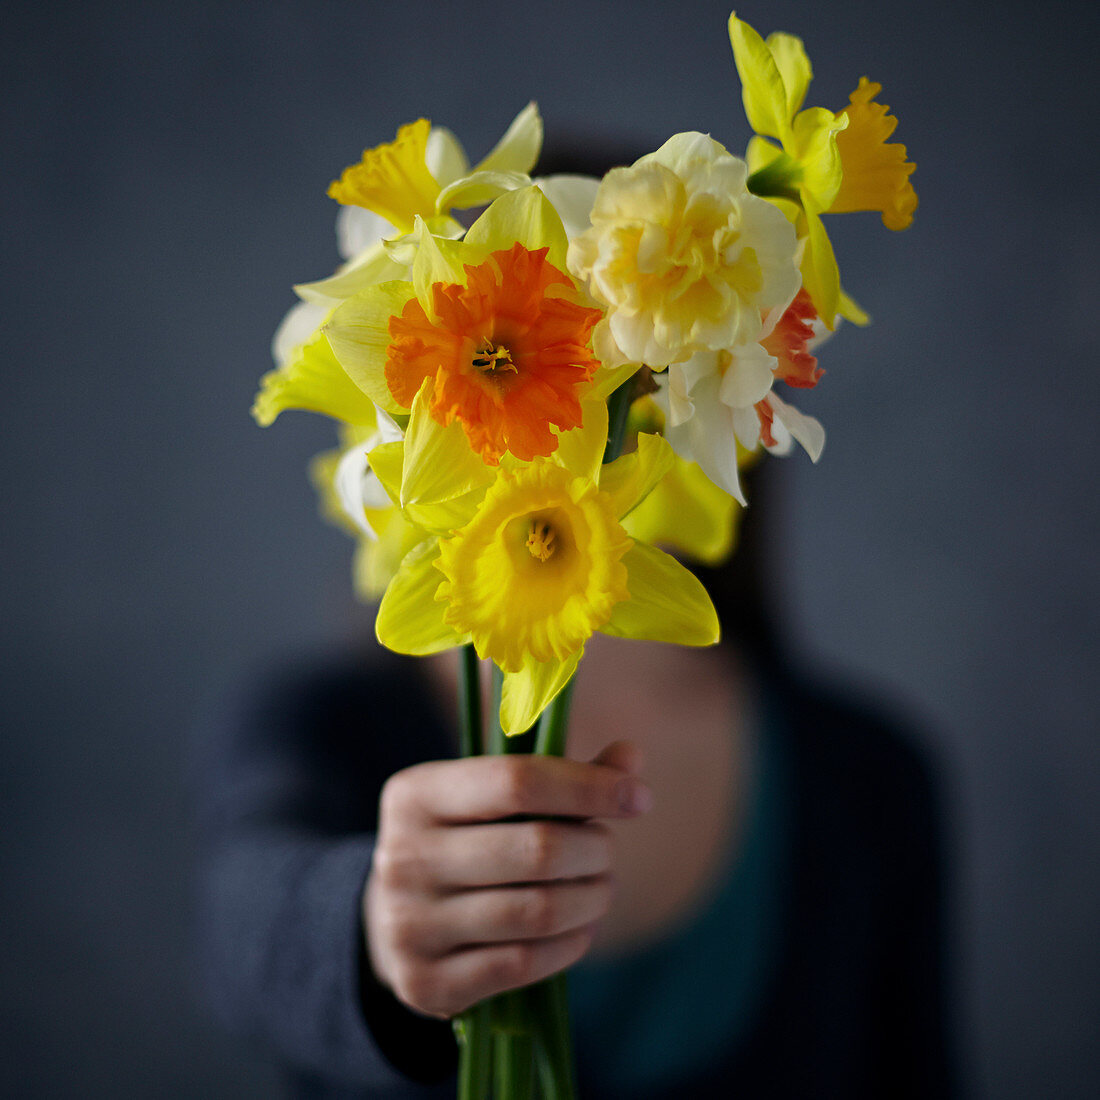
[323,186,635,508]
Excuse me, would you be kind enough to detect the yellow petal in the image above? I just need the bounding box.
[601,543,720,646]
[765,31,813,119]
[789,107,846,212]
[410,217,468,314]
[621,457,741,566]
[799,208,841,329]
[252,329,379,427]
[728,12,791,141]
[324,280,415,414]
[471,101,543,176]
[401,380,495,506]
[375,538,466,654]
[463,185,569,272]
[294,240,407,307]
[598,432,675,519]
[500,650,581,736]
[435,169,531,214]
[838,287,870,326]
[353,515,423,600]
[589,360,641,401]
[745,134,786,175]
[552,398,608,483]
[366,440,404,504]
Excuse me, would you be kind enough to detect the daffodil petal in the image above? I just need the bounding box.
[376,539,465,655]
[366,440,404,505]
[729,12,791,142]
[766,391,825,462]
[252,329,380,427]
[336,206,398,264]
[295,241,407,306]
[500,650,581,736]
[838,287,870,326]
[800,208,840,329]
[410,217,468,311]
[590,360,641,401]
[464,185,569,272]
[602,543,719,646]
[766,31,813,118]
[324,280,414,414]
[745,135,785,176]
[425,126,470,188]
[622,457,740,566]
[534,175,600,241]
[472,101,543,176]
[599,432,675,519]
[402,380,495,506]
[791,107,846,211]
[272,300,328,366]
[552,398,608,483]
[435,170,531,214]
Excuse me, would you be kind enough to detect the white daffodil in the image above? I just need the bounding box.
[655,289,827,502]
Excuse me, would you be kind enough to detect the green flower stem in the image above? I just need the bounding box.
[534,680,575,758]
[533,974,578,1100]
[455,646,489,1097]
[457,644,483,758]
[455,1001,492,1100]
[603,374,637,466]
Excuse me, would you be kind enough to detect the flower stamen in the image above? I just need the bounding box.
[526,519,557,562]
[472,340,517,376]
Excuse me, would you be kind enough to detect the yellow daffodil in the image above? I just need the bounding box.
[371,429,719,732]
[729,12,917,327]
[324,186,632,508]
[568,132,800,370]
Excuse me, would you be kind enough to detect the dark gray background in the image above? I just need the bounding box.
[3,0,1098,1096]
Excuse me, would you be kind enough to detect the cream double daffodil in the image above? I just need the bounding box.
[323,186,634,508]
[369,426,719,732]
[568,132,801,370]
[729,12,917,328]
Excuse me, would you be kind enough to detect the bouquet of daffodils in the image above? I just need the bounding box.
[254,11,916,1098]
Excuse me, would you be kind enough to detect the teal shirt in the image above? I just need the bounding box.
[569,696,788,1093]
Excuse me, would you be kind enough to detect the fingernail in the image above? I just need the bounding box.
[617,778,654,815]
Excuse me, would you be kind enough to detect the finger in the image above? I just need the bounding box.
[430,820,613,888]
[408,928,595,1018]
[589,739,646,777]
[384,755,653,825]
[416,877,613,954]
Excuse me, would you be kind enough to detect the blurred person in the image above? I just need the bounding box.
[196,449,958,1099]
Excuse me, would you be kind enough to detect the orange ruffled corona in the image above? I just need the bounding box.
[385,243,603,464]
[756,289,823,445]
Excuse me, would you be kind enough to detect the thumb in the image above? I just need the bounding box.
[590,739,646,778]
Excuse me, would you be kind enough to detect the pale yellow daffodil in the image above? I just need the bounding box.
[309,422,421,598]
[370,429,719,732]
[729,12,917,328]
